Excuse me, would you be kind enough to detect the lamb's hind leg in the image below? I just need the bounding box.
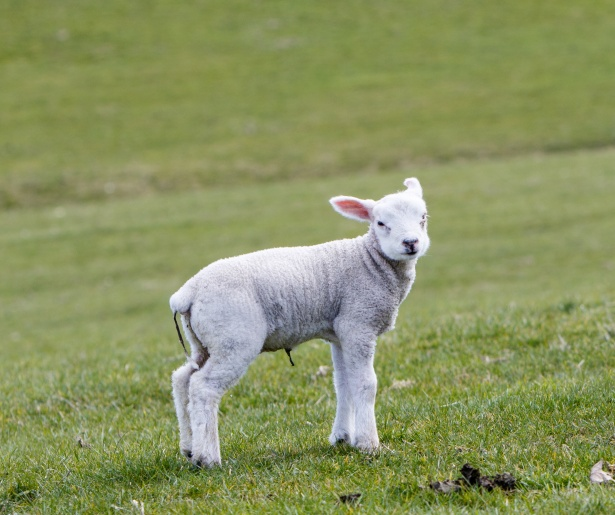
[188,343,261,468]
[171,316,209,460]
[172,363,199,459]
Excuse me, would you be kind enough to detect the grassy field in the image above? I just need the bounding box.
[2,150,615,513]
[2,0,615,208]
[2,0,615,513]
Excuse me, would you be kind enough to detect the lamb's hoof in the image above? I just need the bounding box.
[353,436,380,453]
[192,455,221,469]
[329,432,352,446]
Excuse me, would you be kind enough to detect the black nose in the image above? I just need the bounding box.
[402,238,419,252]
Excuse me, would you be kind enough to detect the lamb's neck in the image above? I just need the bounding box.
[359,229,416,297]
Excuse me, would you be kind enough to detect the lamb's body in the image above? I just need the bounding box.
[170,178,429,468]
[171,232,415,353]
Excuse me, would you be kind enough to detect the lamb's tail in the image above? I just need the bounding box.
[169,282,194,315]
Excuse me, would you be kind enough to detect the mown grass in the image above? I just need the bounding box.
[1,149,614,512]
[2,1,615,512]
[1,301,614,513]
[2,0,615,207]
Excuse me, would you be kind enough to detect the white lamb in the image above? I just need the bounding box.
[170,178,430,467]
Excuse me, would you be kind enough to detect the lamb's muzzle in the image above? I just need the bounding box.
[402,238,419,254]
[170,177,430,467]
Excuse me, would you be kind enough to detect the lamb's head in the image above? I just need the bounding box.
[330,178,430,262]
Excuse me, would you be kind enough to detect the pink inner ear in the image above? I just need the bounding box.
[336,199,369,219]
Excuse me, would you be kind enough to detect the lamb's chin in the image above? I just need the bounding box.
[383,250,419,262]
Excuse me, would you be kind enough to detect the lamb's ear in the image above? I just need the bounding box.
[403,177,423,198]
[329,196,375,222]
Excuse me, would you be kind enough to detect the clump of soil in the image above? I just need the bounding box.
[338,492,361,504]
[430,463,516,494]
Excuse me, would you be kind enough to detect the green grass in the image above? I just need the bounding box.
[1,149,615,513]
[2,0,615,208]
[2,1,615,512]
[2,303,614,513]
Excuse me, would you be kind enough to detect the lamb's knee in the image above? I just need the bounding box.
[189,385,222,410]
[188,372,227,408]
[353,375,377,402]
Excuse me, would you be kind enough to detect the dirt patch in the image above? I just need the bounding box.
[430,463,516,494]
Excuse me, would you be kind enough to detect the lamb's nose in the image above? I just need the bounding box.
[402,238,419,251]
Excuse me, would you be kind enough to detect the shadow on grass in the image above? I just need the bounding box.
[85,450,193,488]
[86,439,371,488]
[0,480,39,514]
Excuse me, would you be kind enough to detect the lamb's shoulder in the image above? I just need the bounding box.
[336,282,403,339]
[335,247,416,339]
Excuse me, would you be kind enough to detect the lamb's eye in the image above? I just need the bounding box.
[420,213,427,228]
[377,221,386,227]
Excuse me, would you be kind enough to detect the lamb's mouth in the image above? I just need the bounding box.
[399,250,418,260]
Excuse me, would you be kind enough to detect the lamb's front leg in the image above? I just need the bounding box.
[329,342,354,445]
[344,342,379,452]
